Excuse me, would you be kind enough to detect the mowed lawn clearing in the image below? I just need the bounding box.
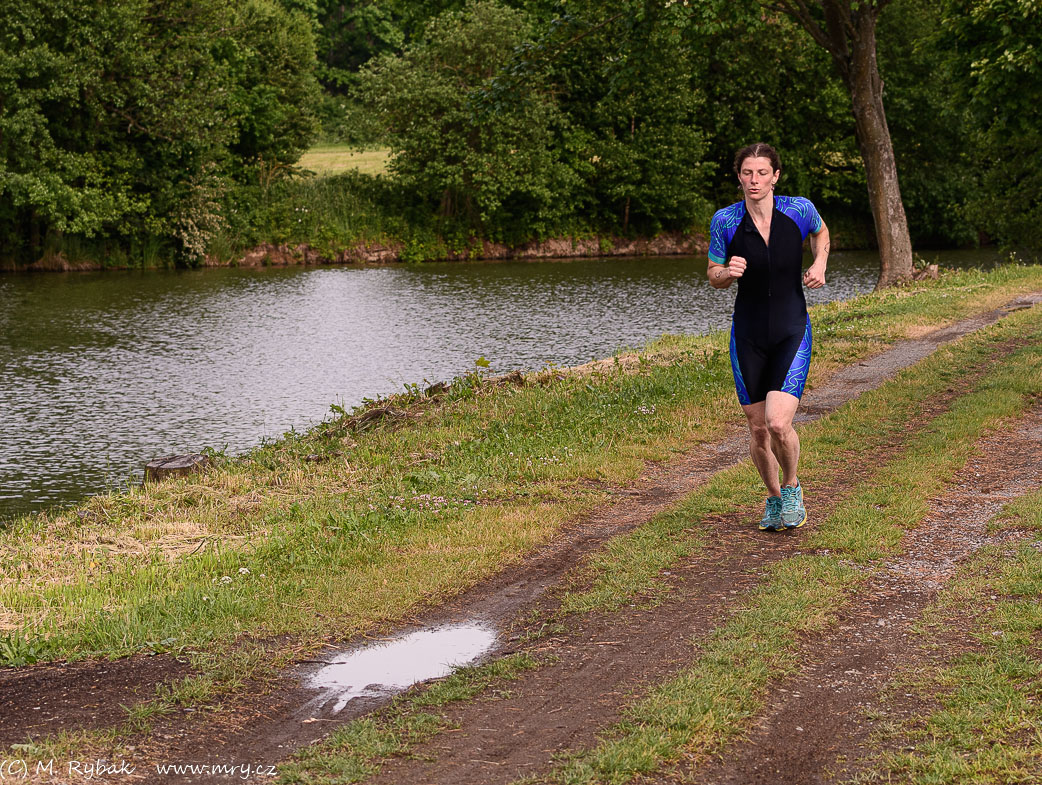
[297,145,391,176]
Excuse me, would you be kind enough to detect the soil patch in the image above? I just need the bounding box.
[0,655,193,747]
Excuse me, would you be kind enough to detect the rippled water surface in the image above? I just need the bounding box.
[0,249,1001,518]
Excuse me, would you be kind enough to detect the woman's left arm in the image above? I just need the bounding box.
[804,222,829,289]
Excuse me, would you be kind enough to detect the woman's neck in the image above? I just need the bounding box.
[745,193,774,221]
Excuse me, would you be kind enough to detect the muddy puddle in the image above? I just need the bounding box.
[304,623,498,713]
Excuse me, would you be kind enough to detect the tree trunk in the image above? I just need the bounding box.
[845,11,914,289]
[623,115,635,234]
[778,1,916,289]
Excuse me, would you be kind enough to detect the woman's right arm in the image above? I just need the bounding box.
[708,257,746,289]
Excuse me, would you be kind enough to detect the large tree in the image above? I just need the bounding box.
[0,0,319,263]
[943,0,1042,254]
[357,0,579,239]
[770,0,915,287]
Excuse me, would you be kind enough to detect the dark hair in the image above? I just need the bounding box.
[733,142,781,175]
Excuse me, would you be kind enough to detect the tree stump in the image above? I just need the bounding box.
[912,263,939,281]
[144,454,210,482]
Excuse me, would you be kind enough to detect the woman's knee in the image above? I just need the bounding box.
[766,415,793,439]
[748,420,771,446]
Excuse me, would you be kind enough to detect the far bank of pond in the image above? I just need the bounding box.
[10,231,704,272]
[0,248,1004,520]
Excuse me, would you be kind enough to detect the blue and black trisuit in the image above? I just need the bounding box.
[708,196,823,405]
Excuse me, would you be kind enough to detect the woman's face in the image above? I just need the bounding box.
[738,156,779,203]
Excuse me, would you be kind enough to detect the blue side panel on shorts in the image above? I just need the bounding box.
[774,196,822,240]
[708,201,746,264]
[729,321,752,405]
[780,316,813,399]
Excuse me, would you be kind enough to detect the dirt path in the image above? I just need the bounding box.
[347,333,1039,785]
[673,407,1042,785]
[189,296,1042,763]
[3,293,1040,782]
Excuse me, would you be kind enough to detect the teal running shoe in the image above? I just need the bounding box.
[781,482,807,529]
[758,495,783,531]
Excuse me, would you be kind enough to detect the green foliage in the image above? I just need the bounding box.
[684,6,864,213]
[1,0,1037,264]
[357,0,580,240]
[312,0,406,89]
[543,0,713,233]
[0,631,43,666]
[355,0,717,240]
[308,0,476,144]
[878,0,979,247]
[226,1,321,174]
[0,0,319,264]
[943,0,1042,252]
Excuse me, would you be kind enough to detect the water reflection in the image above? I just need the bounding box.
[0,249,1003,518]
[304,623,498,714]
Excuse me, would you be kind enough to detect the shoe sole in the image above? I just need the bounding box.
[783,510,808,529]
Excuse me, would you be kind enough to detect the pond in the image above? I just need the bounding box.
[0,249,1001,520]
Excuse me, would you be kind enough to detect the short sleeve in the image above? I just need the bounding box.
[708,202,743,264]
[708,212,727,265]
[775,196,823,240]
[804,198,823,235]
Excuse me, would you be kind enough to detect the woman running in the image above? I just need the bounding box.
[707,142,829,531]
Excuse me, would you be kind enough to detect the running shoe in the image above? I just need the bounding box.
[781,482,807,529]
[758,495,783,531]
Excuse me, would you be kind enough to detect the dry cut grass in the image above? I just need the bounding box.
[296,145,391,176]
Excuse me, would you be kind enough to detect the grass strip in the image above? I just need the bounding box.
[849,529,1042,784]
[988,486,1042,533]
[1,266,1041,670]
[561,297,1042,615]
[538,312,1042,784]
[547,557,859,785]
[278,652,541,784]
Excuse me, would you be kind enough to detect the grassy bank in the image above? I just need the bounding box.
[23,167,696,271]
[2,264,1041,671]
[12,143,888,271]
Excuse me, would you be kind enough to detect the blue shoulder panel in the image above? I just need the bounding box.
[774,196,823,241]
[708,201,745,264]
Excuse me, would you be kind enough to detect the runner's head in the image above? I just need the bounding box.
[734,143,781,203]
[733,142,781,177]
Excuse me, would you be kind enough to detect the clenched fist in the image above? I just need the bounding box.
[726,256,747,279]
[803,260,826,289]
